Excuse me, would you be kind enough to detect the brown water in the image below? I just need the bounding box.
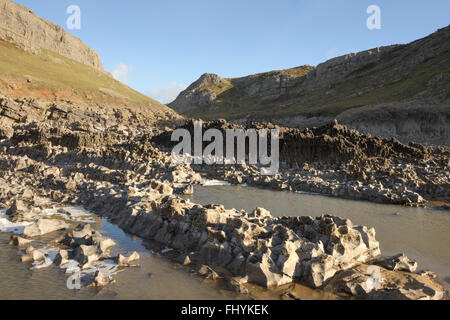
[188,184,450,289]
[0,218,237,300]
[1,184,449,299]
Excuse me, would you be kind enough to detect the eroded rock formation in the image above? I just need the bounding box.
[0,99,447,299]
[153,119,450,205]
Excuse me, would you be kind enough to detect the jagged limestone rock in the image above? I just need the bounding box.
[22,219,69,237]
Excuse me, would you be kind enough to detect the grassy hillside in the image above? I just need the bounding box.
[172,26,450,122]
[182,49,449,121]
[0,37,169,112]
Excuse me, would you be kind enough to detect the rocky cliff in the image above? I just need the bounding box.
[169,25,450,145]
[153,119,449,204]
[0,0,103,71]
[0,99,447,298]
[0,0,179,121]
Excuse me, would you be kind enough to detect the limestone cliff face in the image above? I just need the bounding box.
[0,0,104,71]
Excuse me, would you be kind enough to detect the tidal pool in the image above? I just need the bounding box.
[0,214,236,300]
[1,184,448,300]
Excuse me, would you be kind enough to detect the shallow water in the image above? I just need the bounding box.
[1,184,449,299]
[188,184,450,288]
[0,215,236,300]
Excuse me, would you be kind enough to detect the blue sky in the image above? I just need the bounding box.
[14,0,450,103]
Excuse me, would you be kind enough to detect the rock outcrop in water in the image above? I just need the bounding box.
[106,196,381,288]
[0,98,447,299]
[0,0,447,300]
[153,119,450,206]
[2,198,141,288]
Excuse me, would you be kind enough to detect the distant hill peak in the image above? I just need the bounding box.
[170,25,450,120]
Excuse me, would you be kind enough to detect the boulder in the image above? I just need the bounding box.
[31,249,46,262]
[151,181,173,195]
[20,246,36,263]
[330,264,447,300]
[22,219,69,237]
[73,245,100,268]
[179,184,194,196]
[227,276,249,295]
[96,237,116,256]
[377,254,418,273]
[246,252,292,288]
[54,249,71,266]
[252,207,272,219]
[117,251,140,267]
[20,254,33,263]
[6,199,32,222]
[193,206,230,228]
[9,235,32,246]
[333,269,379,296]
[71,224,95,239]
[91,270,115,287]
[198,265,221,280]
[176,254,192,266]
[59,224,94,247]
[59,225,116,257]
[158,197,191,220]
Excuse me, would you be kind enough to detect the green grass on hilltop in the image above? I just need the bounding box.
[0,38,168,111]
[182,49,450,121]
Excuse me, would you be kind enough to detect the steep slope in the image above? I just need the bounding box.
[0,0,103,70]
[170,66,313,114]
[169,26,450,145]
[0,0,177,117]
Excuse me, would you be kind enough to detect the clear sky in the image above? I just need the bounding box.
[13,0,450,103]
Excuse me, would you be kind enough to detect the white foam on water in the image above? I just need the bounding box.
[46,206,96,223]
[203,180,231,186]
[0,209,33,235]
[32,247,60,270]
[0,206,96,237]
[1,205,127,289]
